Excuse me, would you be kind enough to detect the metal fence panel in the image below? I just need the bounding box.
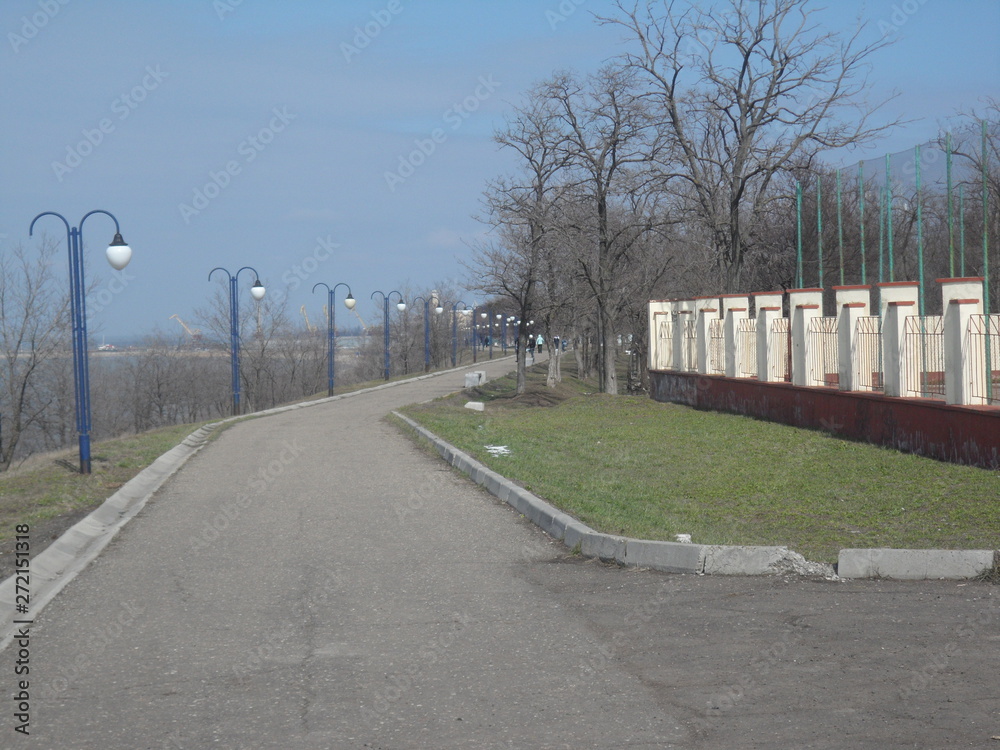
[855,316,883,392]
[968,314,1000,404]
[903,315,946,399]
[808,317,839,387]
[736,318,757,378]
[770,317,791,382]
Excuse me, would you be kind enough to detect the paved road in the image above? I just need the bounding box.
[2,361,998,749]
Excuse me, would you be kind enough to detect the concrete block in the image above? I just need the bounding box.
[547,512,577,541]
[482,471,503,497]
[506,487,533,516]
[464,372,485,388]
[581,533,627,563]
[464,401,485,411]
[838,548,996,580]
[563,522,590,551]
[623,539,704,574]
[703,545,792,575]
[493,479,514,503]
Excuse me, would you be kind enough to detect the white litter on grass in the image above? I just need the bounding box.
[675,534,692,543]
[485,445,512,457]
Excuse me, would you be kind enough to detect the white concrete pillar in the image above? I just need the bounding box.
[753,292,783,382]
[720,295,749,378]
[833,285,870,391]
[673,300,695,372]
[695,296,719,374]
[877,282,920,397]
[648,299,673,371]
[939,277,985,405]
[789,288,824,387]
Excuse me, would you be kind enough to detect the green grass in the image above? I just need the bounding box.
[0,420,220,546]
[400,365,1000,562]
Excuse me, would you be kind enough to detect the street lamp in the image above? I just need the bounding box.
[208,266,265,416]
[451,301,469,367]
[482,309,493,360]
[411,294,443,372]
[28,210,132,474]
[371,290,405,380]
[312,282,355,397]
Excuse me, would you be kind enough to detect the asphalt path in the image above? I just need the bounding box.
[1,360,997,749]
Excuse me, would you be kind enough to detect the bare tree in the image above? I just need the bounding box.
[602,0,901,293]
[472,87,571,393]
[545,65,664,394]
[0,239,70,470]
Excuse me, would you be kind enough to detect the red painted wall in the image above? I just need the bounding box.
[649,371,1000,469]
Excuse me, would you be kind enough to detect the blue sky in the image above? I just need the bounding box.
[2,0,998,338]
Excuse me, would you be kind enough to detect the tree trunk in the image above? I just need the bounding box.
[600,305,618,395]
[515,345,527,394]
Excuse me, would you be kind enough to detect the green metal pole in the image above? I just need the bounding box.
[916,144,928,396]
[796,181,803,288]
[947,132,954,278]
[960,184,966,277]
[858,162,866,285]
[878,174,885,284]
[983,119,992,403]
[817,176,824,289]
[916,144,925,316]
[837,169,844,285]
[886,154,894,283]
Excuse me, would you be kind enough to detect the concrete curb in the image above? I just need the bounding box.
[393,412,999,581]
[0,360,512,652]
[837,548,998,580]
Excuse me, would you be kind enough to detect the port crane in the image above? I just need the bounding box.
[300,305,316,332]
[169,314,203,342]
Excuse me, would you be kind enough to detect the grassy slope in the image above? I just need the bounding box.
[401,365,1000,562]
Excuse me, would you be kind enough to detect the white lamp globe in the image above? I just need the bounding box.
[106,233,132,271]
[250,280,266,300]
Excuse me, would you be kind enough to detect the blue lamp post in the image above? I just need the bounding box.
[208,266,265,415]
[472,307,490,363]
[411,294,444,372]
[451,300,468,367]
[312,282,355,396]
[371,290,405,380]
[28,210,132,474]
